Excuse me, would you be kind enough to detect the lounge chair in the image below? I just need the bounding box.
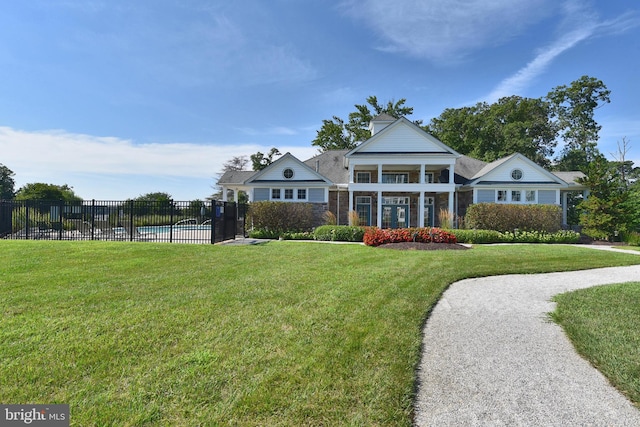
[122,223,157,241]
[93,220,124,241]
[68,219,94,239]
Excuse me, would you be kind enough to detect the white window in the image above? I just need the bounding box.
[424,172,434,183]
[284,189,294,200]
[297,189,307,200]
[512,190,521,202]
[271,189,281,199]
[283,168,294,179]
[526,190,536,202]
[382,173,408,183]
[497,190,507,202]
[511,169,523,181]
[356,172,371,183]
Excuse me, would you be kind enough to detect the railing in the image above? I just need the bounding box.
[0,199,246,244]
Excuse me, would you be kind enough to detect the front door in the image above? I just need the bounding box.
[382,197,409,228]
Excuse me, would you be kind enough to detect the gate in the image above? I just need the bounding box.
[0,199,247,244]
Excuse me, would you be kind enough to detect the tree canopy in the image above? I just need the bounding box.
[15,183,82,201]
[427,96,557,167]
[312,96,418,151]
[0,163,15,199]
[251,148,281,171]
[546,75,611,171]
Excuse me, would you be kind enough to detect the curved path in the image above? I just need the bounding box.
[414,246,640,426]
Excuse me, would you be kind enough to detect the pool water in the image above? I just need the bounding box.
[136,224,212,234]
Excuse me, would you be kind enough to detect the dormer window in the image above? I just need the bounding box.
[511,169,523,181]
[283,168,294,179]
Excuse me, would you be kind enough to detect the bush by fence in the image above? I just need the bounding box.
[465,203,562,233]
[248,201,314,236]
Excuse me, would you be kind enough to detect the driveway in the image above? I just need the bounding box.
[414,246,640,426]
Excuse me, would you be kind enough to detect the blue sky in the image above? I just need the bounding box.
[1,0,639,200]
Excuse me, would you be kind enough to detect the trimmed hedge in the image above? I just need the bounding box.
[465,203,562,233]
[313,225,365,242]
[363,227,457,247]
[450,228,580,244]
[248,201,314,235]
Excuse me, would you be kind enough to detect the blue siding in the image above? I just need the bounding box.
[538,190,556,204]
[254,188,269,201]
[477,190,494,203]
[308,188,325,203]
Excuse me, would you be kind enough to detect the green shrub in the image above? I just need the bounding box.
[313,225,365,242]
[450,229,504,244]
[248,202,314,234]
[465,203,562,233]
[281,231,314,240]
[623,231,640,246]
[450,228,580,244]
[248,228,281,239]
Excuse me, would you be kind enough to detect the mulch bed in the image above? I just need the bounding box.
[377,242,470,250]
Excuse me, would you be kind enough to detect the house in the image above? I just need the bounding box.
[218,115,588,228]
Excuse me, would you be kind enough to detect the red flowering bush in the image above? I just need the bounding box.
[363,227,457,247]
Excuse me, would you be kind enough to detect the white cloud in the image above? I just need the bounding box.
[340,0,553,62]
[484,2,640,102]
[0,127,318,199]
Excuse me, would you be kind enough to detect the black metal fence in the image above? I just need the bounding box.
[0,200,246,244]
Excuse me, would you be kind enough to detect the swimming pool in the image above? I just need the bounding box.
[136,224,212,234]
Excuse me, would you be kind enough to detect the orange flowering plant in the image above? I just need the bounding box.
[363,227,457,247]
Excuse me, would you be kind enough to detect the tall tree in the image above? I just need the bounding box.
[546,75,611,171]
[578,155,629,240]
[427,96,557,166]
[0,163,16,199]
[312,96,418,151]
[251,148,281,171]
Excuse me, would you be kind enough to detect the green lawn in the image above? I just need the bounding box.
[1,241,639,426]
[552,282,640,408]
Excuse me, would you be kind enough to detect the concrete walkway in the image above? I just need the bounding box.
[414,246,640,426]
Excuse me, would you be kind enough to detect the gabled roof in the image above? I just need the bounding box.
[455,155,487,181]
[551,171,588,189]
[303,149,350,184]
[347,117,461,157]
[217,169,257,185]
[246,152,332,184]
[467,153,567,186]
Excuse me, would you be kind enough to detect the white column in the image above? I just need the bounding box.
[448,191,454,217]
[349,164,354,183]
[420,164,425,184]
[222,187,228,201]
[419,192,425,227]
[378,163,383,183]
[233,189,239,203]
[377,191,383,227]
[348,189,354,225]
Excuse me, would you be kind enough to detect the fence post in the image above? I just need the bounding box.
[169,200,174,243]
[58,201,64,240]
[91,199,96,240]
[129,200,135,242]
[25,200,30,239]
[210,201,216,244]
